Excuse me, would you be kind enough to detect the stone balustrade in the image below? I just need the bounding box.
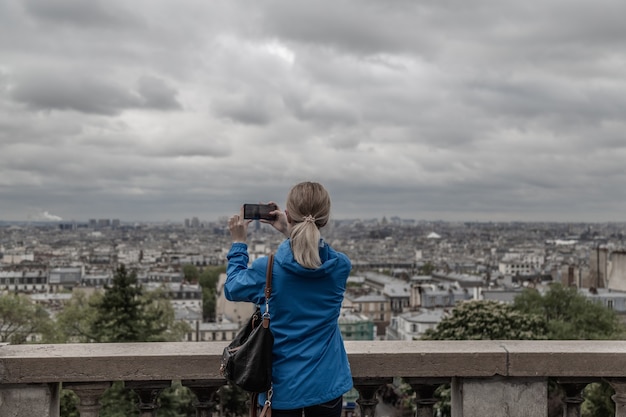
[2,340,626,416]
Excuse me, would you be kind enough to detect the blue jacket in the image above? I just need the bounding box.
[225,239,353,409]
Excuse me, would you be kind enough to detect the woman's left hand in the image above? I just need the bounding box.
[228,208,251,243]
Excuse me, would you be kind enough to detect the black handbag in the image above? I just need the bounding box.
[220,253,274,393]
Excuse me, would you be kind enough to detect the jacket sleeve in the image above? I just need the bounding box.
[224,242,266,305]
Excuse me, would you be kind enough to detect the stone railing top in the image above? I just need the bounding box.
[2,340,626,384]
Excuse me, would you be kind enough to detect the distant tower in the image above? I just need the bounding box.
[589,247,608,289]
[608,250,626,292]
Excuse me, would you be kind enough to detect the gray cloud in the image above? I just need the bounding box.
[136,76,182,110]
[10,71,182,115]
[1,0,626,222]
[22,0,136,28]
[11,71,141,115]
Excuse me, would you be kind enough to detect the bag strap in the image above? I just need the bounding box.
[250,392,259,417]
[259,400,272,417]
[262,253,274,329]
[250,392,272,417]
[256,254,275,417]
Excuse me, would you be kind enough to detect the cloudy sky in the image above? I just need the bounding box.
[1,0,625,223]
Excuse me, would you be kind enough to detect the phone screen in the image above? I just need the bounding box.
[243,204,277,220]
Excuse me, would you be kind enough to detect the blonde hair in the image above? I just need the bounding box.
[286,182,331,269]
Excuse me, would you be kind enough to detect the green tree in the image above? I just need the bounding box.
[183,264,200,283]
[0,293,56,344]
[582,382,615,417]
[60,390,80,417]
[513,283,624,340]
[420,300,547,416]
[513,283,624,417]
[55,290,102,343]
[419,261,436,276]
[58,265,192,417]
[199,266,224,322]
[141,287,192,342]
[421,285,625,417]
[199,266,223,289]
[155,382,197,417]
[422,300,548,341]
[90,264,156,342]
[97,381,139,417]
[218,385,251,417]
[87,264,190,343]
[202,287,217,322]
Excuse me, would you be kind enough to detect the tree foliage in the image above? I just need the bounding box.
[199,266,224,322]
[218,385,251,417]
[422,300,548,340]
[90,264,162,342]
[419,261,436,276]
[182,264,200,283]
[0,293,56,344]
[513,283,624,340]
[55,290,102,342]
[512,283,624,417]
[421,284,625,417]
[57,264,193,417]
[56,266,190,344]
[421,299,548,416]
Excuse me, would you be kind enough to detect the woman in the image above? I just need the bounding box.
[225,181,353,417]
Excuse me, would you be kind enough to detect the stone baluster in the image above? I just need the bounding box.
[606,378,626,417]
[182,380,222,417]
[452,376,548,417]
[125,380,171,417]
[405,378,447,417]
[353,377,391,417]
[63,382,111,417]
[557,380,588,417]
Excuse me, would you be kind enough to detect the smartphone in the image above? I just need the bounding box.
[243,203,277,221]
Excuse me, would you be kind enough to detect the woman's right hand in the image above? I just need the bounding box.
[262,201,289,237]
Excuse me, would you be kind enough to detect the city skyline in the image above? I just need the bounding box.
[1,1,626,223]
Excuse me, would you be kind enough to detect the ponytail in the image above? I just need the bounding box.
[290,221,322,268]
[286,182,331,269]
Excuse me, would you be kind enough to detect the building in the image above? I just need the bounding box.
[343,292,390,339]
[580,288,626,315]
[413,283,472,308]
[138,271,183,284]
[338,309,375,340]
[498,252,543,277]
[215,273,257,325]
[0,270,47,292]
[49,267,82,291]
[481,288,525,304]
[188,321,240,342]
[386,309,446,340]
[383,282,411,313]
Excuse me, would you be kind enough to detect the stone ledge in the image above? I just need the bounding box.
[504,340,626,377]
[2,340,626,384]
